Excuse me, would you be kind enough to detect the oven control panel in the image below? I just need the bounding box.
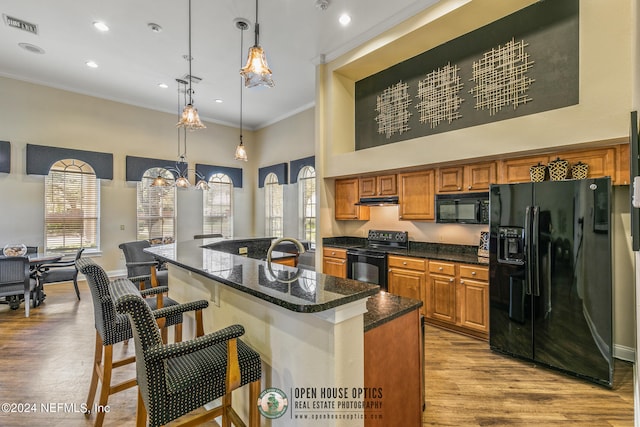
[367,230,408,244]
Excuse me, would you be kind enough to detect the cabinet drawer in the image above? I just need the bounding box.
[459,265,489,281]
[388,255,426,271]
[428,261,455,276]
[323,247,347,259]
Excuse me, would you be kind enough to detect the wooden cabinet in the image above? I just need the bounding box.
[322,247,347,278]
[398,170,435,221]
[426,260,457,324]
[335,178,370,220]
[387,255,426,315]
[425,260,489,340]
[360,174,397,197]
[458,264,489,336]
[437,162,496,193]
[272,256,296,267]
[498,146,625,185]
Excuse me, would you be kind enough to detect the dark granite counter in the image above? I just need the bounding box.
[323,236,489,266]
[146,239,379,314]
[364,292,423,332]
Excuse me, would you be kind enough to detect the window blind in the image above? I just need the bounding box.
[137,168,176,241]
[203,173,233,238]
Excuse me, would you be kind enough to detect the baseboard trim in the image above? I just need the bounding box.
[614,344,635,362]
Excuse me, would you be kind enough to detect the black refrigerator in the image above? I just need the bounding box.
[489,178,613,387]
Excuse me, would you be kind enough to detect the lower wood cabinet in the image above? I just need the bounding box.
[387,255,426,315]
[322,247,347,278]
[426,260,489,340]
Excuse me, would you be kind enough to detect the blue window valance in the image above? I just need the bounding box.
[26,144,113,179]
[125,155,180,182]
[195,164,243,188]
[258,163,287,188]
[0,141,10,174]
[289,156,315,183]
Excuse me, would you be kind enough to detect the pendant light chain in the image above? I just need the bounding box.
[240,26,244,143]
[188,0,193,105]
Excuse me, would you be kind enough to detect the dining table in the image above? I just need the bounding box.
[27,252,63,307]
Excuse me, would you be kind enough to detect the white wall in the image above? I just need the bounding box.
[0,76,257,272]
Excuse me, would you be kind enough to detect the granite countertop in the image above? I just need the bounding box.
[146,239,379,314]
[323,236,489,266]
[364,292,423,332]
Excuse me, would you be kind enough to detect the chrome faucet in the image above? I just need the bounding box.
[266,237,306,264]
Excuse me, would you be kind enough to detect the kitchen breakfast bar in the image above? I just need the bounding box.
[146,239,423,426]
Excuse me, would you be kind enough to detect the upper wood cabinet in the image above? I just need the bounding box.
[437,162,496,193]
[359,174,397,197]
[335,178,370,220]
[498,145,626,185]
[398,170,435,221]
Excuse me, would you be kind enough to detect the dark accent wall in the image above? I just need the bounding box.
[195,164,243,188]
[355,0,579,150]
[0,141,10,173]
[258,163,288,188]
[26,144,113,179]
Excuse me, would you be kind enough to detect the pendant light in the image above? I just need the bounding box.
[176,0,206,130]
[235,20,249,161]
[240,0,274,88]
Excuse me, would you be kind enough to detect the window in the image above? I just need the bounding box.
[265,173,283,238]
[203,173,233,238]
[137,167,176,241]
[298,166,316,241]
[44,159,99,252]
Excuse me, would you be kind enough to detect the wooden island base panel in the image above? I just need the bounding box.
[146,238,424,427]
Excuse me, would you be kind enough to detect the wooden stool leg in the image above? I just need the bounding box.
[85,331,103,416]
[94,344,113,427]
[221,393,232,427]
[136,389,147,427]
[175,323,183,343]
[249,380,260,427]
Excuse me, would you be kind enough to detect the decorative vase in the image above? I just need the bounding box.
[529,162,546,182]
[3,243,27,257]
[571,162,589,180]
[548,157,569,181]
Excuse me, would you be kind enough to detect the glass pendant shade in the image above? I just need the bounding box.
[176,103,206,130]
[151,175,170,187]
[175,175,191,188]
[195,178,210,190]
[240,45,274,88]
[235,141,248,161]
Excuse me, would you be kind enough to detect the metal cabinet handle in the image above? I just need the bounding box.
[457,186,461,190]
[439,266,443,271]
[460,280,465,284]
[331,251,335,255]
[449,278,454,282]
[471,271,476,276]
[468,185,472,190]
[403,261,407,265]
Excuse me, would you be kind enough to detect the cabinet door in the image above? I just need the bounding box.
[464,162,496,191]
[359,177,377,197]
[388,268,425,314]
[335,178,369,220]
[556,148,615,182]
[427,274,456,324]
[377,174,398,196]
[499,156,549,184]
[323,257,347,278]
[399,170,435,221]
[437,167,464,193]
[458,278,489,334]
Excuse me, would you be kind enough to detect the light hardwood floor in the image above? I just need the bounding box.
[0,281,634,426]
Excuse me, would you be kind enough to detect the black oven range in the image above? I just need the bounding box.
[346,230,409,292]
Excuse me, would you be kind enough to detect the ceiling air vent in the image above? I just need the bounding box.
[3,14,38,35]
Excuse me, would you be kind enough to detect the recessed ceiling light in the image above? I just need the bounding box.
[85,60,98,68]
[215,99,223,104]
[18,42,45,54]
[148,23,163,33]
[339,13,351,26]
[158,83,169,89]
[92,21,109,32]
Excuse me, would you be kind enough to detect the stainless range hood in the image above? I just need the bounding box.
[355,196,399,206]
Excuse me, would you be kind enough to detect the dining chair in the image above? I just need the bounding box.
[76,257,208,427]
[0,256,37,317]
[118,240,168,290]
[110,278,262,427]
[39,248,84,300]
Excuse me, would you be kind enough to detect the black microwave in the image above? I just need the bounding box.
[435,192,490,224]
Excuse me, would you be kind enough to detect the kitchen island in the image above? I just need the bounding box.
[146,238,422,426]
